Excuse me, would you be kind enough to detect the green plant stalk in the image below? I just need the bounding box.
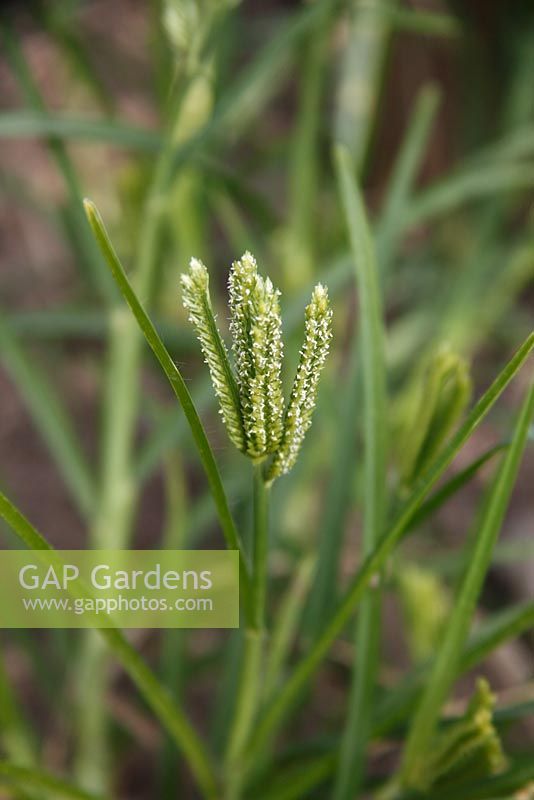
[244,333,533,765]
[399,382,534,789]
[225,465,270,799]
[0,490,218,799]
[333,145,388,798]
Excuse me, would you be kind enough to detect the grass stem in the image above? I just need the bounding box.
[225,465,270,798]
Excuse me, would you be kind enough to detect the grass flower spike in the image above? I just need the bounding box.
[266,283,333,482]
[180,258,245,452]
[181,253,332,480]
[229,252,284,459]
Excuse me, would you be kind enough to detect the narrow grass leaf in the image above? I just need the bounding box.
[333,144,388,799]
[387,7,461,37]
[256,754,335,800]
[404,163,534,228]
[0,110,161,150]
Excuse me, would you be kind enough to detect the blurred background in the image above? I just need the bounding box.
[0,0,533,798]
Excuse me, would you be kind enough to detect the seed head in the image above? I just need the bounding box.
[181,255,332,480]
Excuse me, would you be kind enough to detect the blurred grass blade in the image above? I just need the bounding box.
[434,536,534,577]
[284,1,333,289]
[0,762,103,800]
[462,601,534,673]
[0,655,36,765]
[400,382,534,788]
[7,308,195,351]
[387,6,461,37]
[333,144,388,799]
[256,754,335,800]
[334,0,392,172]
[0,490,218,800]
[376,84,440,271]
[471,123,534,165]
[83,199,253,620]
[1,26,115,302]
[264,553,316,697]
[404,162,534,228]
[246,333,533,762]
[0,314,95,517]
[36,3,113,111]
[0,110,161,150]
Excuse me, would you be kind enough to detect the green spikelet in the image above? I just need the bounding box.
[228,252,284,460]
[266,283,332,483]
[180,258,245,452]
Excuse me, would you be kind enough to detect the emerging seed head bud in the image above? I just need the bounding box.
[181,254,332,481]
[396,345,472,489]
[412,678,505,791]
